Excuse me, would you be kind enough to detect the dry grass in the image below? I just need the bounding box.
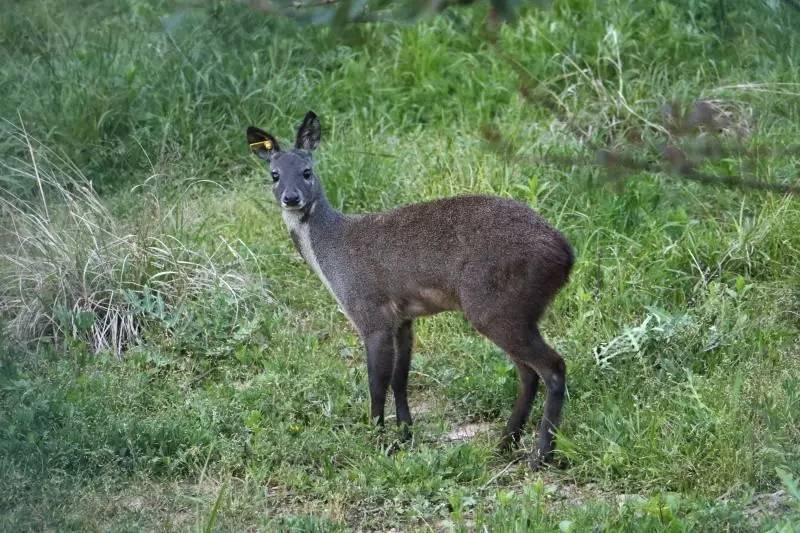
[0,126,266,356]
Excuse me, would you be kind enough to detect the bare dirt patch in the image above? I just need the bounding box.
[443,421,495,443]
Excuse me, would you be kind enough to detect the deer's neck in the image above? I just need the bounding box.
[281,195,352,318]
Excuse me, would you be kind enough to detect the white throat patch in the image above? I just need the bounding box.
[281,209,354,326]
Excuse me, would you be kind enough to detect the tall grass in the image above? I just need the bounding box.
[0,126,267,356]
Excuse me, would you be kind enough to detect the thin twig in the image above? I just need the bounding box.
[539,151,800,195]
[481,458,520,490]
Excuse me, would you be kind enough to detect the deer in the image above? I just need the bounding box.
[246,111,574,469]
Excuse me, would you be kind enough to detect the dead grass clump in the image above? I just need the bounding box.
[0,128,267,356]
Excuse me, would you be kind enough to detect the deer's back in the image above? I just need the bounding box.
[335,195,573,319]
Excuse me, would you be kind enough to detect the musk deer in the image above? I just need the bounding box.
[246,111,574,468]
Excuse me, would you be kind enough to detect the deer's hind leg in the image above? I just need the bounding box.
[464,306,566,469]
[523,332,566,468]
[498,360,539,453]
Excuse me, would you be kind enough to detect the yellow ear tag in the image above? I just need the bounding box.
[249,140,272,150]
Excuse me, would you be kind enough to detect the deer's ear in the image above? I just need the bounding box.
[247,126,280,160]
[295,111,321,151]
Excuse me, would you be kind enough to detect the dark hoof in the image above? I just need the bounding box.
[496,435,518,456]
[385,439,403,456]
[397,422,413,442]
[529,448,554,471]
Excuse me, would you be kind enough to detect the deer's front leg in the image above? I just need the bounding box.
[392,320,413,440]
[364,328,395,425]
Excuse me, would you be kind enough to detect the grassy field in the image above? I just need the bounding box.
[2,0,800,530]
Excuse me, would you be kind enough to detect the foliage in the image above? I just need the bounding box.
[1,0,799,530]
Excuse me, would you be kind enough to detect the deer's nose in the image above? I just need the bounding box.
[282,192,302,207]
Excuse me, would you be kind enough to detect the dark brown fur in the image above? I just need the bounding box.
[247,113,574,469]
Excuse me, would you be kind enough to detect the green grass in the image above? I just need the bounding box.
[2,0,800,530]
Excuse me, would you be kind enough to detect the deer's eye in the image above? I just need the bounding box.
[271,170,279,182]
[303,168,312,180]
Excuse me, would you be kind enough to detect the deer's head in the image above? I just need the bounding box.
[247,111,322,212]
